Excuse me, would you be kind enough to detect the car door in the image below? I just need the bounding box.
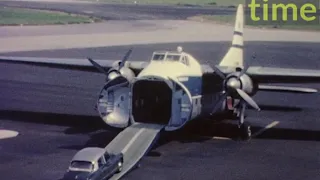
[90,162,104,180]
[100,153,117,179]
[95,156,109,180]
[105,153,118,174]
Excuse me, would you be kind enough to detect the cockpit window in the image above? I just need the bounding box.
[181,56,189,66]
[166,55,180,61]
[152,54,165,61]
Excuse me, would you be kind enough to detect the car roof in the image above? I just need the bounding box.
[71,147,106,163]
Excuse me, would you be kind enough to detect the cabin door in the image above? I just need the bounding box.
[169,82,192,128]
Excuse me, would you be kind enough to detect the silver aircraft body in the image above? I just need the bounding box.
[1,4,320,138]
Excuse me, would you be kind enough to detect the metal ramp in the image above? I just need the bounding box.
[105,123,164,180]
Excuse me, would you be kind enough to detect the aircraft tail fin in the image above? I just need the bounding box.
[219,4,244,68]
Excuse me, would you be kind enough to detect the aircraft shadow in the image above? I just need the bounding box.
[0,110,122,134]
[184,119,320,141]
[1,110,318,155]
[147,117,320,156]
[0,110,124,155]
[59,130,120,150]
[249,104,302,112]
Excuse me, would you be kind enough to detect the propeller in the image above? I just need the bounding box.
[87,48,133,81]
[87,58,109,76]
[213,64,260,111]
[212,65,226,79]
[118,48,132,69]
[237,53,255,79]
[236,89,260,111]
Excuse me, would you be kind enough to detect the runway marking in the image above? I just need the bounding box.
[0,130,19,140]
[195,135,231,140]
[252,121,280,137]
[121,128,145,154]
[212,136,231,140]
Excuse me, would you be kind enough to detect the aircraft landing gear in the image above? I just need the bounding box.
[238,122,251,140]
[237,102,251,140]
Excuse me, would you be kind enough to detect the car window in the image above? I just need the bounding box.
[104,153,110,160]
[98,158,104,167]
[70,161,93,171]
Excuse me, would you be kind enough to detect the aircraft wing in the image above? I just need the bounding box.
[0,56,148,74]
[258,85,318,93]
[202,65,320,93]
[203,65,320,84]
[246,66,320,83]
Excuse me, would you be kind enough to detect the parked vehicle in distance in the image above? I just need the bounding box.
[63,147,123,180]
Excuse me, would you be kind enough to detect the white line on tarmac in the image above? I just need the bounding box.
[252,121,280,137]
[212,136,231,140]
[194,135,231,140]
[121,128,145,154]
[0,130,19,140]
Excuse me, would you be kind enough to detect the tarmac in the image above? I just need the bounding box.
[0,1,319,180]
[0,41,319,180]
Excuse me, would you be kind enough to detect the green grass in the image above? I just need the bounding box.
[190,15,320,31]
[0,7,100,26]
[89,0,245,6]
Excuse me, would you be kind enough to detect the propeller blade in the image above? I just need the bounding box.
[87,58,109,76]
[211,92,228,113]
[236,89,260,111]
[238,53,255,78]
[119,48,133,69]
[212,65,226,79]
[238,65,249,78]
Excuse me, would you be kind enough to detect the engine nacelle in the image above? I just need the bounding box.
[119,67,135,82]
[107,67,135,82]
[224,72,258,97]
[224,72,256,96]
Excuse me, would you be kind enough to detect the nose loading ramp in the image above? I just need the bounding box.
[106,123,164,180]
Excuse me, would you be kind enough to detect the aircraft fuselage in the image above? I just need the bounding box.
[96,51,228,131]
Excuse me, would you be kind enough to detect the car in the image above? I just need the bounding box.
[63,147,123,180]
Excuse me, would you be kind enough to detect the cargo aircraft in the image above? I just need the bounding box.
[1,4,320,140]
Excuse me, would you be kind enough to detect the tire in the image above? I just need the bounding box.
[239,123,251,140]
[117,160,123,173]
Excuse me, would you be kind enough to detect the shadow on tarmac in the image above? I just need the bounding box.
[250,104,302,112]
[0,109,319,157]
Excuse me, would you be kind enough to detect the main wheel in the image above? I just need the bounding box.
[239,123,251,140]
[117,160,123,173]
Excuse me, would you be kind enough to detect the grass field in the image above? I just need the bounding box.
[0,7,100,26]
[90,0,245,6]
[190,15,320,31]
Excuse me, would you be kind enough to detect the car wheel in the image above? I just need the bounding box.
[117,161,123,173]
